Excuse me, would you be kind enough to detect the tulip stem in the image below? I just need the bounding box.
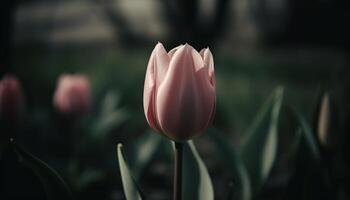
[173,142,183,200]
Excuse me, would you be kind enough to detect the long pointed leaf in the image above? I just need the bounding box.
[117,144,143,200]
[92,92,129,140]
[291,110,321,160]
[14,143,73,200]
[240,87,284,192]
[181,141,214,200]
[131,130,164,180]
[208,128,251,200]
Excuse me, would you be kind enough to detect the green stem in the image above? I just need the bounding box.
[173,142,183,200]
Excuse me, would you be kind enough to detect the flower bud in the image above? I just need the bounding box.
[143,43,216,142]
[53,74,91,115]
[317,92,338,150]
[0,74,24,122]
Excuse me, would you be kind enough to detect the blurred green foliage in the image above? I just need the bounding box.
[0,43,344,200]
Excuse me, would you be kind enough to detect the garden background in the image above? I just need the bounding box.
[1,0,350,200]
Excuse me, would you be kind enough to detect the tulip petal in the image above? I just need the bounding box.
[143,48,162,133]
[168,44,183,58]
[144,43,216,141]
[194,67,216,133]
[202,48,215,87]
[143,43,170,133]
[154,43,170,86]
[190,47,216,132]
[199,48,206,58]
[156,44,197,140]
[156,44,215,141]
[196,48,216,131]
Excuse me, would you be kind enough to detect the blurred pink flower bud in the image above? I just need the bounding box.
[0,74,24,121]
[53,74,91,115]
[143,43,216,142]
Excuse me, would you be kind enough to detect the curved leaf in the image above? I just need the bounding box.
[181,141,214,200]
[91,92,129,140]
[291,110,321,160]
[117,143,143,200]
[131,130,164,180]
[208,128,251,200]
[239,87,284,192]
[13,143,73,200]
[77,168,105,190]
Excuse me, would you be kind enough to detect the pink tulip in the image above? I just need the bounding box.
[0,74,24,121]
[53,74,91,115]
[143,43,216,142]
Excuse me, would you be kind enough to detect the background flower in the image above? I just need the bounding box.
[53,74,91,115]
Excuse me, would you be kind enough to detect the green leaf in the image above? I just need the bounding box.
[13,143,73,200]
[208,128,251,200]
[77,168,105,190]
[240,87,284,192]
[91,92,129,140]
[291,110,321,160]
[181,141,214,200]
[100,91,122,115]
[117,143,143,200]
[131,130,164,180]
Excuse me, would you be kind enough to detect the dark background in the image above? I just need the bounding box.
[1,0,350,199]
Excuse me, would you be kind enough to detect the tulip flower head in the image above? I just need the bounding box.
[0,74,24,122]
[143,43,216,142]
[54,74,91,115]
